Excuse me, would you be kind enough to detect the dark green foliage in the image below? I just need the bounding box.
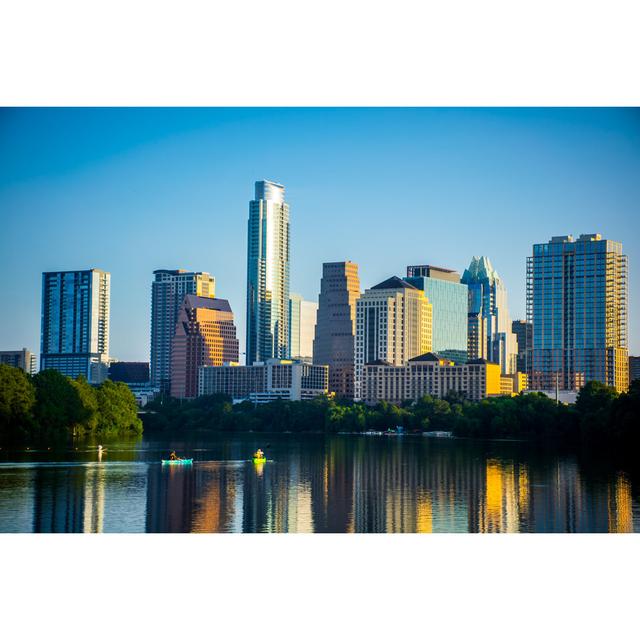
[143,383,640,449]
[0,364,36,440]
[0,367,143,443]
[95,380,143,436]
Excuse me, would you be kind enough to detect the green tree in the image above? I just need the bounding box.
[0,364,36,441]
[32,369,87,437]
[95,380,143,435]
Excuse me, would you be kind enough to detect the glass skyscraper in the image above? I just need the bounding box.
[40,269,110,383]
[461,256,517,374]
[527,234,628,392]
[246,180,290,365]
[405,264,468,363]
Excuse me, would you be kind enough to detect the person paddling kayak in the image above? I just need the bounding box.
[253,449,265,460]
[169,451,182,461]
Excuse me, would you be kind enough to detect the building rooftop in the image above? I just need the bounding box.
[182,294,231,313]
[370,276,417,291]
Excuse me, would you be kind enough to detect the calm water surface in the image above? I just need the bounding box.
[0,433,638,533]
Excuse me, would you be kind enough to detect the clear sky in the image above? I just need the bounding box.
[0,107,638,362]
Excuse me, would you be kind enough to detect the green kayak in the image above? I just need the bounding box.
[162,458,193,465]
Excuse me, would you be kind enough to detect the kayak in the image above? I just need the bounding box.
[162,458,193,465]
[252,457,267,463]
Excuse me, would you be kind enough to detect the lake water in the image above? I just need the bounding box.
[0,433,638,533]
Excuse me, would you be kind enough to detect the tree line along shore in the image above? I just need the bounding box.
[0,364,142,442]
[141,380,639,448]
[1,360,638,449]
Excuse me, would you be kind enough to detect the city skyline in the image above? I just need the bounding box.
[0,108,638,362]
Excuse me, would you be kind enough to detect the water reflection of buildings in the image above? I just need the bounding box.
[33,467,86,532]
[83,464,106,532]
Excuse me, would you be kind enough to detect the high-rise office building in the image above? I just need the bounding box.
[289,293,318,363]
[170,295,239,399]
[629,356,640,383]
[461,256,517,374]
[246,180,290,365]
[0,348,37,375]
[405,264,468,363]
[527,234,628,392]
[512,320,532,374]
[40,269,110,383]
[313,261,361,398]
[150,269,215,392]
[354,276,432,401]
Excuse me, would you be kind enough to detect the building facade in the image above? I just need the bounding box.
[246,180,290,365]
[108,361,150,383]
[40,269,110,383]
[355,276,432,401]
[313,261,361,398]
[170,295,239,399]
[630,356,640,383]
[527,234,628,392]
[150,269,215,392]
[461,256,517,374]
[362,353,502,404]
[512,320,532,374]
[405,264,468,363]
[0,348,37,375]
[289,293,318,363]
[199,359,329,403]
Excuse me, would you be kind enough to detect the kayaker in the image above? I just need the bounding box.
[254,449,265,459]
[170,451,179,460]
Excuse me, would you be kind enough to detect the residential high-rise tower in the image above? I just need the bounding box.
[246,180,290,365]
[527,234,628,392]
[313,261,361,398]
[150,269,215,392]
[40,269,111,383]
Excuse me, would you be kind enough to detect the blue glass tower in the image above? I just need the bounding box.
[405,265,468,363]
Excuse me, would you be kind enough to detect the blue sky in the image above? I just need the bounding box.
[0,107,638,361]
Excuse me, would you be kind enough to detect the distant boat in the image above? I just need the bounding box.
[423,431,453,438]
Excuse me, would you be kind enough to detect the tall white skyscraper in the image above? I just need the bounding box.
[246,180,290,365]
[289,293,318,363]
[40,269,111,383]
[461,256,517,374]
[150,269,216,392]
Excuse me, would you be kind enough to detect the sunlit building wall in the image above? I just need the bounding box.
[150,269,215,393]
[40,269,110,384]
[289,293,317,363]
[461,256,517,374]
[199,359,328,402]
[313,261,361,398]
[170,295,239,399]
[362,353,503,404]
[246,180,290,365]
[354,276,432,401]
[527,234,628,392]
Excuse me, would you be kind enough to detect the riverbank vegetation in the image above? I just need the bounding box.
[0,364,143,442]
[142,380,639,448]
